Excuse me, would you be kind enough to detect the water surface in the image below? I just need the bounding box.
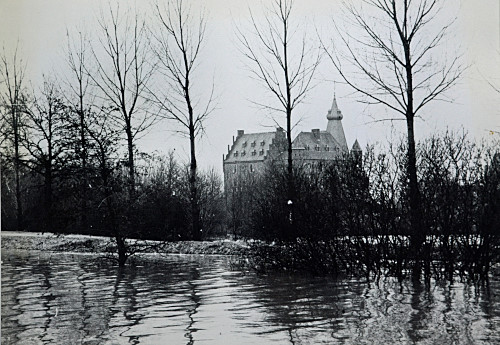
[2,250,499,344]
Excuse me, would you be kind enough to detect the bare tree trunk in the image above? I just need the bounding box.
[78,92,88,231]
[116,235,128,267]
[406,115,424,277]
[189,122,201,240]
[125,125,135,199]
[44,167,53,231]
[286,105,294,226]
[13,111,23,231]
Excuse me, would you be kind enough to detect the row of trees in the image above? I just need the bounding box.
[1,0,214,262]
[1,0,494,276]
[1,142,225,259]
[230,132,499,281]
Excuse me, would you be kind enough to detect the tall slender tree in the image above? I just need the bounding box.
[89,5,156,199]
[24,79,69,230]
[151,0,215,240]
[0,47,28,231]
[324,0,463,256]
[237,0,320,226]
[65,31,93,232]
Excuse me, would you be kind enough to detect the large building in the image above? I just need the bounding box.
[223,95,361,189]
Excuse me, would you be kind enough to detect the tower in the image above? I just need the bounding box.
[351,139,362,165]
[326,95,348,152]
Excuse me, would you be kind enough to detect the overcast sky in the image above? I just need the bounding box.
[1,0,499,173]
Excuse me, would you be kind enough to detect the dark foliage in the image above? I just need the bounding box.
[232,132,499,281]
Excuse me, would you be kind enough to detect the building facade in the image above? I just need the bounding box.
[223,95,361,190]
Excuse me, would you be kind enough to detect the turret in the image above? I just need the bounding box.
[351,139,362,165]
[326,95,348,152]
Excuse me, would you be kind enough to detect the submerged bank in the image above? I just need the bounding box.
[1,231,250,256]
[3,231,498,280]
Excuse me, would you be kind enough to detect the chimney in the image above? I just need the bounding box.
[237,130,244,137]
[275,127,285,140]
[312,128,320,139]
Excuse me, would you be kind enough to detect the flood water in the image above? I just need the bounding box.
[2,250,499,345]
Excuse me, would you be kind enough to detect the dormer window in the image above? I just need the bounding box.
[241,150,246,156]
[242,141,247,148]
[306,145,310,151]
[260,141,265,146]
[259,149,264,156]
[325,145,330,151]
[251,150,257,156]
[251,141,256,147]
[315,145,320,151]
[234,151,239,157]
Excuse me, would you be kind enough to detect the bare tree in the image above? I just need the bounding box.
[0,47,28,231]
[23,79,69,230]
[151,0,214,240]
[89,5,156,199]
[64,31,93,231]
[237,0,320,224]
[86,106,128,264]
[324,0,463,254]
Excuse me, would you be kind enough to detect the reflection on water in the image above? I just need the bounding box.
[1,250,499,344]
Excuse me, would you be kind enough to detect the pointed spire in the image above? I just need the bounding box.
[351,139,362,152]
[327,94,343,121]
[326,93,348,151]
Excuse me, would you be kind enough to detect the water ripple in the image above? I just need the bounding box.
[2,250,499,344]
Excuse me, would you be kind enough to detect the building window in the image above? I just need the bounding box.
[315,145,320,151]
[233,167,237,174]
[250,164,254,172]
[260,141,265,146]
[251,150,257,156]
[325,145,330,151]
[234,151,238,157]
[259,149,264,155]
[251,141,256,147]
[306,145,310,151]
[241,150,246,156]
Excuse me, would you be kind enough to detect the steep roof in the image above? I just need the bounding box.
[327,96,343,120]
[293,130,347,154]
[285,130,348,161]
[224,131,279,163]
[351,139,362,152]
